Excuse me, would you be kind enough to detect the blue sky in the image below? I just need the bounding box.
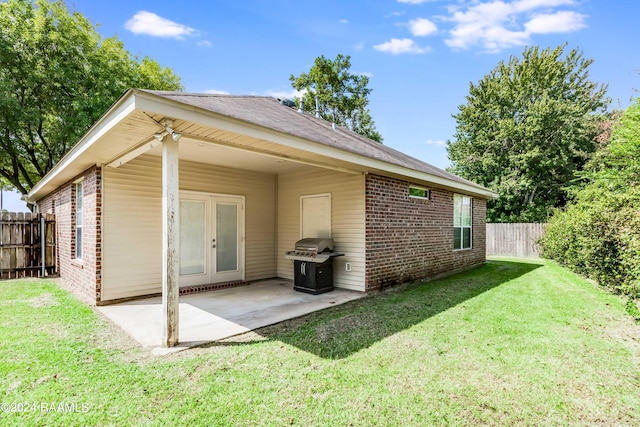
[6,0,640,211]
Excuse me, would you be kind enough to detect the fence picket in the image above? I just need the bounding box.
[486,223,546,258]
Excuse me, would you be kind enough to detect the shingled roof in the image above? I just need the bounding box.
[142,90,489,193]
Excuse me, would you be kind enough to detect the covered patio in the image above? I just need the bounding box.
[28,89,495,349]
[96,279,364,354]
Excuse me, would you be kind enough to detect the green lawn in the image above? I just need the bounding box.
[1,259,639,426]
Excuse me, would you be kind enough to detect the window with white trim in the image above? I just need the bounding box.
[75,181,83,260]
[453,194,472,250]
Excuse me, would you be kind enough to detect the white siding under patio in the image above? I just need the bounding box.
[101,154,277,302]
[277,168,366,292]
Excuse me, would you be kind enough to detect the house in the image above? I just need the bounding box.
[26,89,497,346]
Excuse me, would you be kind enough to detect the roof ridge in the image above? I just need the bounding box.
[139,89,270,99]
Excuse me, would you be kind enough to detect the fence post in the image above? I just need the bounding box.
[41,214,45,278]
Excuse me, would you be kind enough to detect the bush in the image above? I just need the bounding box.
[542,202,640,298]
[541,98,640,298]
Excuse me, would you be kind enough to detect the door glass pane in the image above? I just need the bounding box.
[180,200,206,276]
[216,203,238,272]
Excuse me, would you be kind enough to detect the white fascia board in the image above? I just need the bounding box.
[135,92,498,199]
[27,91,137,201]
[372,166,498,199]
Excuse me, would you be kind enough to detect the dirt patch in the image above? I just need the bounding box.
[605,319,640,353]
[7,380,21,392]
[33,373,59,388]
[28,292,59,308]
[162,331,270,361]
[85,311,155,363]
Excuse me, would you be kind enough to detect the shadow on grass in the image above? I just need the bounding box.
[203,259,543,359]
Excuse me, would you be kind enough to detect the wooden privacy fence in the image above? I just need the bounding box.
[486,223,546,258]
[0,212,56,279]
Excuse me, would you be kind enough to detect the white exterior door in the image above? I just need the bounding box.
[211,197,244,283]
[179,192,244,286]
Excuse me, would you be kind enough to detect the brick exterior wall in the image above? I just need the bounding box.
[365,174,486,291]
[37,166,102,304]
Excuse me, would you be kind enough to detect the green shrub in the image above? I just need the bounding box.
[541,98,640,299]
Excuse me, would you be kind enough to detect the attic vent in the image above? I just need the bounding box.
[277,98,296,108]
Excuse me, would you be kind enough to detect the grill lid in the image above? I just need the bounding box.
[294,238,334,253]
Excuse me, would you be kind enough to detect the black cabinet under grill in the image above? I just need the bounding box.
[294,259,334,294]
[285,238,344,295]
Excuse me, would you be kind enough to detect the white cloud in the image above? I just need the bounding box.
[424,139,447,146]
[197,40,212,48]
[339,19,349,24]
[514,0,577,13]
[525,11,586,33]
[443,0,587,52]
[374,38,431,54]
[205,89,230,95]
[265,89,306,100]
[125,11,197,39]
[408,18,438,36]
[398,0,433,4]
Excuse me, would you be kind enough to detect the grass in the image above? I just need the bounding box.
[1,258,639,426]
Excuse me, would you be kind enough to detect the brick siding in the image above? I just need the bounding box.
[365,174,486,291]
[37,166,102,304]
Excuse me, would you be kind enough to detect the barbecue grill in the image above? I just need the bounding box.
[285,238,344,294]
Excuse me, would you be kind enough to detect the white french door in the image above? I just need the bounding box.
[179,192,244,287]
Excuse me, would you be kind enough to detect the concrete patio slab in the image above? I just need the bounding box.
[96,279,364,354]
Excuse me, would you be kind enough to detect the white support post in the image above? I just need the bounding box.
[162,134,180,347]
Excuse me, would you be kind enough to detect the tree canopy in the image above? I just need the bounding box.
[447,44,609,222]
[290,54,382,142]
[0,0,183,194]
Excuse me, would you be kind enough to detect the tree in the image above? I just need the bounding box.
[0,0,182,194]
[290,54,382,142]
[446,44,609,222]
